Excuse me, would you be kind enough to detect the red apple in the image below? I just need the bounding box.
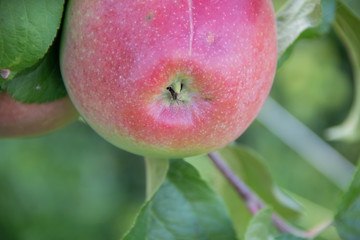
[0,91,78,138]
[60,0,277,158]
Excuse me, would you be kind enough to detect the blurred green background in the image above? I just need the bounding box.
[1,2,358,239]
[0,122,146,240]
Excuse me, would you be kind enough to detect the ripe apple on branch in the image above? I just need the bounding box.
[60,0,277,158]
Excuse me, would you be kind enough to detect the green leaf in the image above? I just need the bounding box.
[186,154,252,238]
[0,0,65,79]
[144,158,169,200]
[244,208,275,240]
[325,2,360,142]
[5,40,67,103]
[123,159,237,240]
[275,234,306,240]
[335,164,360,240]
[341,0,360,19]
[218,145,302,219]
[276,0,322,57]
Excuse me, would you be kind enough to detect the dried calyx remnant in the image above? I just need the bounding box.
[166,83,184,101]
[0,69,11,80]
[165,73,192,104]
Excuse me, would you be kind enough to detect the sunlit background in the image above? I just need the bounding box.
[0,1,357,239]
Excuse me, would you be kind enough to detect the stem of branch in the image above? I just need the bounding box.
[208,151,332,239]
[208,151,264,215]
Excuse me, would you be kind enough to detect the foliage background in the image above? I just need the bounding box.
[0,0,357,239]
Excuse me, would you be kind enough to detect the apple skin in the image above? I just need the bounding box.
[60,0,277,158]
[0,91,78,138]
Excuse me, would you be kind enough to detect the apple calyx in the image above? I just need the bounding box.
[164,72,193,105]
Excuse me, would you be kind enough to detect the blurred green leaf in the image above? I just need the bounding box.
[281,0,337,49]
[244,209,275,240]
[144,158,168,199]
[335,164,360,240]
[326,2,360,142]
[341,0,360,19]
[123,159,237,240]
[218,145,302,219]
[0,0,65,79]
[275,234,306,240]
[276,0,322,57]
[5,40,67,103]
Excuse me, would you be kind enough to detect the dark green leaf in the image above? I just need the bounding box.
[0,0,65,79]
[335,164,360,240]
[218,145,302,219]
[5,41,67,103]
[326,2,360,141]
[276,0,322,57]
[244,209,275,240]
[123,159,237,240]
